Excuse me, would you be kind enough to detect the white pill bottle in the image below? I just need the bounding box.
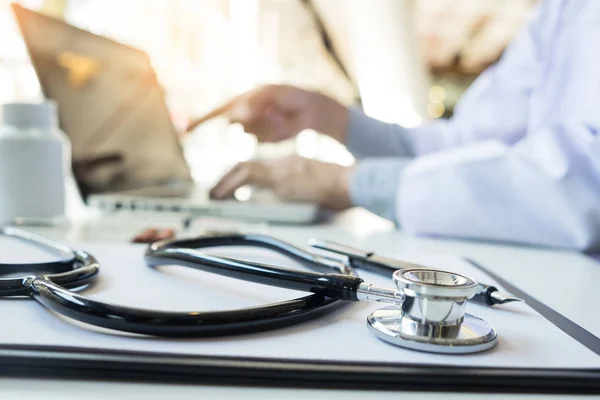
[0,102,70,223]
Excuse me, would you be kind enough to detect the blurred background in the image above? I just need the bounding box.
[0,0,536,186]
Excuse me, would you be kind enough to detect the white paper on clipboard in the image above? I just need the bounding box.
[0,237,599,369]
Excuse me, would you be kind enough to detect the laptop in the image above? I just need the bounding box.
[12,4,319,223]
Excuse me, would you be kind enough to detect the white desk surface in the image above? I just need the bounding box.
[1,208,599,400]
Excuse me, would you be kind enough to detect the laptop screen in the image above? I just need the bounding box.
[12,4,192,199]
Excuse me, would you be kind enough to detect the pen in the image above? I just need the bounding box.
[309,238,524,307]
[472,283,523,306]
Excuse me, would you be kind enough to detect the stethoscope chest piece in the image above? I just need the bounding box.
[367,268,498,354]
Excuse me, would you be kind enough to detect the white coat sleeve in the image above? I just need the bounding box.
[398,130,600,250]
[345,5,541,224]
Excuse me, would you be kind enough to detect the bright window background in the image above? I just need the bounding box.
[0,0,44,104]
[0,0,534,185]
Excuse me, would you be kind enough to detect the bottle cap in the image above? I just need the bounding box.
[1,101,58,129]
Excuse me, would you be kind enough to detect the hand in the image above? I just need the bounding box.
[210,155,354,210]
[187,84,349,143]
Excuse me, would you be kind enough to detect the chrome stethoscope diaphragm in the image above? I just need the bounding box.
[366,268,497,354]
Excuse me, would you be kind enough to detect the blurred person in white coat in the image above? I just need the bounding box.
[203,0,600,251]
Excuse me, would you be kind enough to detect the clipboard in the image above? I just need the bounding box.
[0,241,599,394]
[1,344,599,393]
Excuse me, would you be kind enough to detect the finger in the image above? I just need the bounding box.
[229,87,281,127]
[210,163,254,199]
[226,86,279,126]
[188,88,269,132]
[211,162,247,194]
[187,85,302,138]
[187,85,297,133]
[233,85,294,127]
[186,89,254,132]
[210,166,251,199]
[186,101,235,132]
[210,161,272,199]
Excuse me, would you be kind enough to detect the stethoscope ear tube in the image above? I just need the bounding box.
[0,229,351,337]
[27,275,343,337]
[0,252,99,297]
[144,245,365,301]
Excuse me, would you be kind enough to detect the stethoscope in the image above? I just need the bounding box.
[0,227,521,354]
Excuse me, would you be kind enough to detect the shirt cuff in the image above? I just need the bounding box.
[349,157,412,222]
[345,108,416,159]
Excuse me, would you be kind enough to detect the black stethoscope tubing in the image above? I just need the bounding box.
[0,228,98,297]
[146,235,364,301]
[0,228,352,337]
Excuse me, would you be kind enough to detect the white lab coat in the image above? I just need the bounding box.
[348,0,600,250]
